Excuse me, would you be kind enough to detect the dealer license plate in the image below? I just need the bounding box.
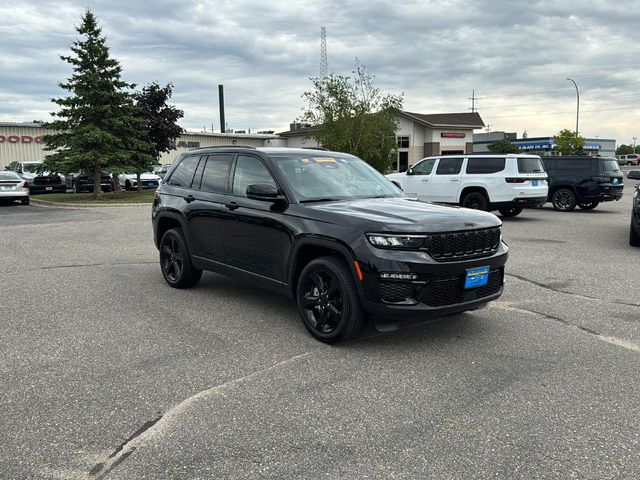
[46,186,53,191]
[531,180,538,186]
[465,266,490,289]
[148,182,154,187]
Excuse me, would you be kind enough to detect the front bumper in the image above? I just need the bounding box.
[598,185,623,201]
[353,241,509,321]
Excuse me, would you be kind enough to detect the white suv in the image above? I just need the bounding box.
[618,154,639,166]
[386,154,548,217]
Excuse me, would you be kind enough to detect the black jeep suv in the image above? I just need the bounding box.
[629,170,640,246]
[152,147,509,343]
[542,156,624,211]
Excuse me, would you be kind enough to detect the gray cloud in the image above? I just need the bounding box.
[1,0,639,141]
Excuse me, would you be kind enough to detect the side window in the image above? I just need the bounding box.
[166,155,200,188]
[200,154,233,194]
[411,158,436,175]
[555,160,592,173]
[436,158,463,175]
[232,155,276,197]
[466,157,506,174]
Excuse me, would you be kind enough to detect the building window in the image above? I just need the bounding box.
[397,136,409,148]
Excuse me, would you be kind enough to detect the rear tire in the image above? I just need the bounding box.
[551,188,577,212]
[159,228,202,288]
[630,216,640,247]
[21,197,30,205]
[461,191,489,211]
[498,206,523,217]
[578,201,599,210]
[296,256,366,344]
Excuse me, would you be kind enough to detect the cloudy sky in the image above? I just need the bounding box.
[1,0,639,143]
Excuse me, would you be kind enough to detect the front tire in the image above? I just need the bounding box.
[159,228,202,288]
[461,191,489,211]
[551,188,577,212]
[296,257,366,344]
[578,201,599,210]
[630,216,640,247]
[498,206,523,217]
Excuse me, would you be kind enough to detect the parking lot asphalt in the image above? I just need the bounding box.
[1,174,639,479]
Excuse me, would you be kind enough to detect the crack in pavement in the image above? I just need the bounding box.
[88,351,313,479]
[491,301,640,353]
[5,261,157,274]
[506,273,640,308]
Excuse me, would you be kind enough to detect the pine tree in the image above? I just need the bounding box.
[42,9,148,199]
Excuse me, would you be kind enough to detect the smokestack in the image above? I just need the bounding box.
[218,85,226,134]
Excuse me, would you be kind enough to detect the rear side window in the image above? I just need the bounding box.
[466,157,505,174]
[554,159,592,173]
[517,157,544,173]
[436,158,463,175]
[166,155,200,188]
[200,154,233,193]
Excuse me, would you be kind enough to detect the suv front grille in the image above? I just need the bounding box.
[429,227,501,262]
[420,268,504,307]
[33,176,62,185]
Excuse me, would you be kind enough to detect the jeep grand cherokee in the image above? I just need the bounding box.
[152,147,509,343]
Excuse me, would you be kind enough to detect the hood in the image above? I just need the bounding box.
[304,197,501,233]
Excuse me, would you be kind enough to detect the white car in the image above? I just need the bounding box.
[0,170,30,205]
[118,172,161,190]
[386,154,548,217]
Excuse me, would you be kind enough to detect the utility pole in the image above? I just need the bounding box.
[634,136,637,154]
[468,90,476,113]
[566,78,579,134]
[485,124,492,133]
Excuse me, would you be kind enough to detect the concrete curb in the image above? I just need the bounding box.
[30,199,151,209]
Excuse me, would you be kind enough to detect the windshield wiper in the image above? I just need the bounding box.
[300,197,343,203]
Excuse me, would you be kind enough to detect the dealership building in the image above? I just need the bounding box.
[279,111,485,172]
[1,111,485,172]
[474,131,616,157]
[0,122,283,170]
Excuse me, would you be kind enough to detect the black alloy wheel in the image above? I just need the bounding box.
[159,228,202,288]
[551,188,577,212]
[578,201,599,210]
[461,192,489,211]
[296,257,365,343]
[124,180,131,191]
[498,206,523,217]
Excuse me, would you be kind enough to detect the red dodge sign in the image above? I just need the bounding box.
[0,135,44,144]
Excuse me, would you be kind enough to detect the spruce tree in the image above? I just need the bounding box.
[43,9,148,199]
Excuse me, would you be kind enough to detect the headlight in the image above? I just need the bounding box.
[366,233,427,249]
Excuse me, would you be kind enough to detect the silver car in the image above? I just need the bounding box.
[0,170,30,204]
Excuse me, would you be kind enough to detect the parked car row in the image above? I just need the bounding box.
[386,154,625,215]
[618,154,640,166]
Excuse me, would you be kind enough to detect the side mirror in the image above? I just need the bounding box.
[627,170,640,180]
[246,183,283,201]
[406,168,414,175]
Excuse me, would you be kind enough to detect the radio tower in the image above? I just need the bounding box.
[320,26,328,77]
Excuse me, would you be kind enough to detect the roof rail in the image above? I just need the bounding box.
[300,146,329,151]
[188,144,257,150]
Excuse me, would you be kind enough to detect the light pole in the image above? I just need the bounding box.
[566,78,579,135]
[634,137,637,154]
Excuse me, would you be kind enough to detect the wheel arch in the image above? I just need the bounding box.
[548,184,577,200]
[155,212,188,249]
[459,185,490,204]
[288,237,360,298]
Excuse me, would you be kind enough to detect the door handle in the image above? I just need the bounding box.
[450,178,459,182]
[224,201,239,211]
[421,179,429,182]
[184,194,195,203]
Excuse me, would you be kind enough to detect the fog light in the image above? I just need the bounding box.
[380,273,418,280]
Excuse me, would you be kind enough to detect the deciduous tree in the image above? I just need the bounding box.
[553,129,586,155]
[487,139,520,154]
[302,62,403,172]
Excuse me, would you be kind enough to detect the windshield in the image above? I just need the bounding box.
[601,158,622,175]
[0,171,20,180]
[273,153,403,202]
[22,162,41,173]
[517,157,545,173]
